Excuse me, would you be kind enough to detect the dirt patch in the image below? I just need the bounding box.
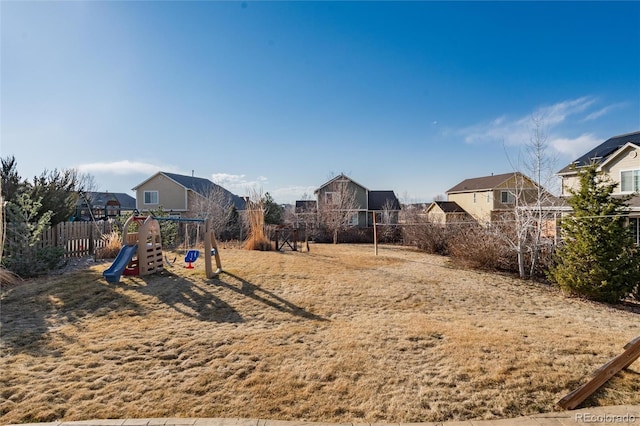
[1,244,638,424]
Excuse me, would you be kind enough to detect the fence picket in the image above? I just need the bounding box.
[3,220,117,259]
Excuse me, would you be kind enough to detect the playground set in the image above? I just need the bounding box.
[103,215,222,283]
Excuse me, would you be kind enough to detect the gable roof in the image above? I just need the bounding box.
[558,130,640,174]
[78,192,136,209]
[447,172,527,194]
[133,172,246,210]
[368,190,401,210]
[428,201,468,214]
[314,173,369,194]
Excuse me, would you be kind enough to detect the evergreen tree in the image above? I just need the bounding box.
[549,163,640,302]
[2,193,64,277]
[263,192,284,225]
[1,156,24,204]
[29,168,82,226]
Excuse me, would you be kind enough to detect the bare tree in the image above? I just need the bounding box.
[191,185,234,240]
[317,177,359,244]
[502,116,560,279]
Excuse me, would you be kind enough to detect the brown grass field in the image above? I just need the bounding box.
[1,244,639,424]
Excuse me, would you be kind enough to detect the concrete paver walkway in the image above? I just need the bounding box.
[10,405,640,426]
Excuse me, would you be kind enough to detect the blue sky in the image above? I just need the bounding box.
[2,1,639,203]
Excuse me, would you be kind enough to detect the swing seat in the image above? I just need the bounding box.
[184,250,200,268]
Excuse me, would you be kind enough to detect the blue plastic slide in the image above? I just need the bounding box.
[103,244,137,283]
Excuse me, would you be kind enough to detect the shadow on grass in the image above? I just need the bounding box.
[218,271,328,322]
[0,269,144,356]
[129,270,243,323]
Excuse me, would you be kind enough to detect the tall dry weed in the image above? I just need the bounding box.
[244,191,272,251]
[97,231,123,259]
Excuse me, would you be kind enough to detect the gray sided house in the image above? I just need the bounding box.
[308,174,401,228]
[132,172,245,218]
[74,191,136,221]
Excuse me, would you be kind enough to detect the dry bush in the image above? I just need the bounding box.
[97,231,122,259]
[0,268,21,286]
[402,222,450,255]
[448,224,515,272]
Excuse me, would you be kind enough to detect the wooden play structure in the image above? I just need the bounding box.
[558,336,640,410]
[122,215,163,277]
[103,215,222,283]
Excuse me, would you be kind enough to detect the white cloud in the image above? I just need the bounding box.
[460,96,598,147]
[583,102,627,121]
[77,160,177,175]
[211,173,247,185]
[211,173,269,194]
[268,185,317,204]
[549,133,601,159]
[535,96,596,126]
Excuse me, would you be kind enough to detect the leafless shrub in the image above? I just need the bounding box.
[448,224,514,271]
[402,220,450,255]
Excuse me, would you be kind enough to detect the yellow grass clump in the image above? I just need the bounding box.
[243,191,272,251]
[96,231,123,259]
[1,244,638,424]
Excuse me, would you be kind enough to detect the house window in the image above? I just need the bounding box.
[621,170,640,192]
[325,192,339,205]
[501,191,515,204]
[144,191,159,204]
[349,213,359,226]
[486,193,491,203]
[473,193,477,203]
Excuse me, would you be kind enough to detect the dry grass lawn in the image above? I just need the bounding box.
[1,244,639,424]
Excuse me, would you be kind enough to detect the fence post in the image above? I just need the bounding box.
[89,224,94,256]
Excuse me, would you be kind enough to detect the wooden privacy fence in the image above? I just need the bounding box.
[4,220,116,259]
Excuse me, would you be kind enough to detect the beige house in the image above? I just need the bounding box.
[445,172,554,223]
[426,201,474,225]
[557,130,640,245]
[132,172,245,217]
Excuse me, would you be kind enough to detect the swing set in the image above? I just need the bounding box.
[103,214,222,283]
[154,216,223,278]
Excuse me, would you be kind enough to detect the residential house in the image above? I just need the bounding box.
[445,172,561,224]
[132,172,245,217]
[557,130,640,245]
[368,190,402,224]
[74,191,136,221]
[425,201,474,225]
[301,174,401,228]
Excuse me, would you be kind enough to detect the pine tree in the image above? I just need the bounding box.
[549,163,640,302]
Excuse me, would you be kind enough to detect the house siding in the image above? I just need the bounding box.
[319,179,368,209]
[448,191,493,223]
[136,174,187,211]
[561,175,580,196]
[601,145,640,194]
[316,178,368,228]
